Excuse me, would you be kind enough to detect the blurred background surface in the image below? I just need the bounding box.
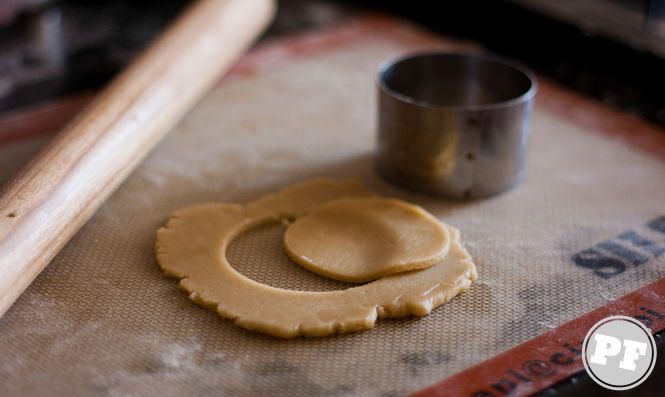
[0,0,664,126]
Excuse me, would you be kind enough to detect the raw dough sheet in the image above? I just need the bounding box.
[1,16,664,397]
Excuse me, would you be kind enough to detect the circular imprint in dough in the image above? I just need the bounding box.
[155,178,477,338]
[283,197,450,283]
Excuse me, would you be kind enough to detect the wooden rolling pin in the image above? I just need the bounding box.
[0,0,275,317]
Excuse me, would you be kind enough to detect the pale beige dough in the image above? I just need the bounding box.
[283,197,450,282]
[155,178,476,338]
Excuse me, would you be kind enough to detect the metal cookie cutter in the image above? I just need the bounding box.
[376,52,537,199]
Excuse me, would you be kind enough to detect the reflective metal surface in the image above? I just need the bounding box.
[376,52,537,199]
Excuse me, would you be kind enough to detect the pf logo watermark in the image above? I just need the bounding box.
[582,315,657,390]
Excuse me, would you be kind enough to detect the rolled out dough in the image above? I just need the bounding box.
[155,179,477,338]
[283,197,450,283]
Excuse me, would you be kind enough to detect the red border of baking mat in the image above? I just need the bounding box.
[1,15,664,396]
[412,279,665,397]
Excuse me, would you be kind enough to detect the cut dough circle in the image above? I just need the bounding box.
[283,197,450,283]
[155,179,476,338]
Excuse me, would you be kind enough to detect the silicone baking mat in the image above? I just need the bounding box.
[1,15,664,397]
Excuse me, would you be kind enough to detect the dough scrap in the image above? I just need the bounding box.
[155,178,477,338]
[283,197,450,283]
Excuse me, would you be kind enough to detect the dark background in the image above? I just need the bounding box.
[1,0,664,127]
